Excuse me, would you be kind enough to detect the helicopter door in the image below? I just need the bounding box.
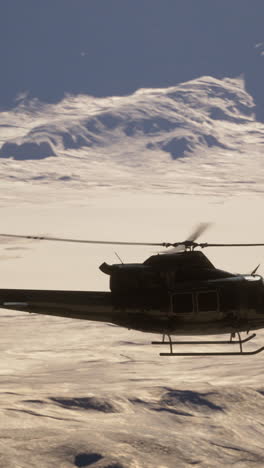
[197,290,219,313]
[171,292,194,315]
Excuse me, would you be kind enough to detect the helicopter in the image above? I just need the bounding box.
[0,225,264,357]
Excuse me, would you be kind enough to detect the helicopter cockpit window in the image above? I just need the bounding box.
[172,293,193,314]
[198,291,218,312]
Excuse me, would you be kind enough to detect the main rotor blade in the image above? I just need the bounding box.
[1,233,264,250]
[187,222,211,242]
[161,240,264,252]
[162,222,211,254]
[0,233,165,247]
[199,242,264,248]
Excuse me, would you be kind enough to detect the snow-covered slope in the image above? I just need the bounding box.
[1,310,264,468]
[1,76,263,196]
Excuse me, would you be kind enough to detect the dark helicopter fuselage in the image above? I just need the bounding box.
[1,251,264,337]
[99,250,264,335]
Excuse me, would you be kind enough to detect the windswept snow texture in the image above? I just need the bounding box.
[0,76,264,196]
[1,311,264,468]
[1,76,264,467]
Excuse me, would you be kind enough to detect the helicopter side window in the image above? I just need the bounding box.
[197,291,218,312]
[172,293,193,314]
[219,289,237,311]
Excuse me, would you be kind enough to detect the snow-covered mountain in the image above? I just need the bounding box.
[0,76,263,196]
[0,76,256,159]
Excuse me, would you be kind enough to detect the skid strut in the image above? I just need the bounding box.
[151,333,264,356]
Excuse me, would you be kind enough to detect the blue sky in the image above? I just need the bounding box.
[1,1,264,118]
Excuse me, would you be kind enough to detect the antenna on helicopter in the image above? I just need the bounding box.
[251,264,260,275]
[114,251,124,264]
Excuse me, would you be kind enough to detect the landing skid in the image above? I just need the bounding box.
[151,332,264,356]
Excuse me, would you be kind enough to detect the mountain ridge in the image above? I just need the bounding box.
[0,76,263,196]
[0,76,257,161]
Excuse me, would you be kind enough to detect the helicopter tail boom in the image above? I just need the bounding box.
[0,289,114,323]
